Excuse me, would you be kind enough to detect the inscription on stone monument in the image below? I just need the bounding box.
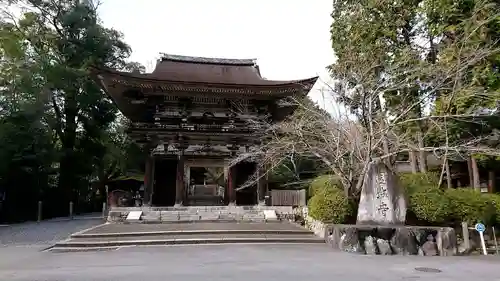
[356,162,407,225]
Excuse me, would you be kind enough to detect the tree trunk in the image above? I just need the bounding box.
[417,130,427,173]
[57,93,78,205]
[409,150,418,173]
[471,157,480,190]
[445,159,452,189]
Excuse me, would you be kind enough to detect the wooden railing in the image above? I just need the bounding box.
[270,189,306,206]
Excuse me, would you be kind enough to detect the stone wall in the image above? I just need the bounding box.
[325,224,457,256]
[294,206,327,238]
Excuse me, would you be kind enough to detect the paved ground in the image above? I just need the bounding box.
[0,216,104,246]
[1,218,500,280]
[1,244,500,281]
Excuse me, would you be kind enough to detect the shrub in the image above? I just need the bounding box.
[445,188,496,225]
[399,172,450,224]
[308,187,352,223]
[484,193,500,225]
[399,172,440,194]
[308,175,342,197]
[407,185,452,224]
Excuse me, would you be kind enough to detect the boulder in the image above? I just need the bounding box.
[339,228,363,253]
[421,234,438,256]
[390,228,418,255]
[364,236,377,255]
[377,238,392,255]
[436,228,457,256]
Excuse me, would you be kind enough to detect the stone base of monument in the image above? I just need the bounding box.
[324,224,457,256]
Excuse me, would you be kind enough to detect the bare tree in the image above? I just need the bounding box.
[230,21,500,196]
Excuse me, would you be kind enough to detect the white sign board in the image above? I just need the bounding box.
[263,210,278,221]
[126,211,142,221]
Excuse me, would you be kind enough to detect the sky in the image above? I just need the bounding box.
[97,0,337,110]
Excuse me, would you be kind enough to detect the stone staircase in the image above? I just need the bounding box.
[107,205,294,223]
[47,206,323,252]
[48,221,323,252]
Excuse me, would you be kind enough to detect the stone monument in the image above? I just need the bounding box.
[356,162,407,225]
[327,162,457,256]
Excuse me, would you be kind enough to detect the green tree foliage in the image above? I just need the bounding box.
[0,0,143,221]
[329,0,500,176]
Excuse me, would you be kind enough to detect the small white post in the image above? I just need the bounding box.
[475,223,487,256]
[479,232,487,255]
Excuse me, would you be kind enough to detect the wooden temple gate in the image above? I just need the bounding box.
[92,54,317,206]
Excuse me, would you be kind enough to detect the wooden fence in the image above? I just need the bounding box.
[270,189,306,206]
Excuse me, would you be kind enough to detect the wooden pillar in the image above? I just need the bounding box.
[228,165,236,205]
[467,157,474,187]
[143,155,155,207]
[488,170,495,193]
[175,153,185,206]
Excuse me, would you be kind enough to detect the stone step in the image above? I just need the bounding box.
[82,221,308,234]
[50,235,324,249]
[71,229,312,239]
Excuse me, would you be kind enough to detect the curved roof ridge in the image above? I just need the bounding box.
[160,53,257,66]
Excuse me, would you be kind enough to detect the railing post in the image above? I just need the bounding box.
[69,201,74,219]
[461,222,470,252]
[492,226,499,255]
[37,201,42,222]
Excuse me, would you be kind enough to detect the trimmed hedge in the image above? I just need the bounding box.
[308,175,341,197]
[408,185,452,224]
[400,172,499,225]
[308,187,352,223]
[400,172,451,224]
[307,174,351,223]
[487,193,500,225]
[445,188,496,225]
[308,171,500,226]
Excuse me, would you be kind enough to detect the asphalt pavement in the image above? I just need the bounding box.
[1,243,500,281]
[0,217,499,281]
